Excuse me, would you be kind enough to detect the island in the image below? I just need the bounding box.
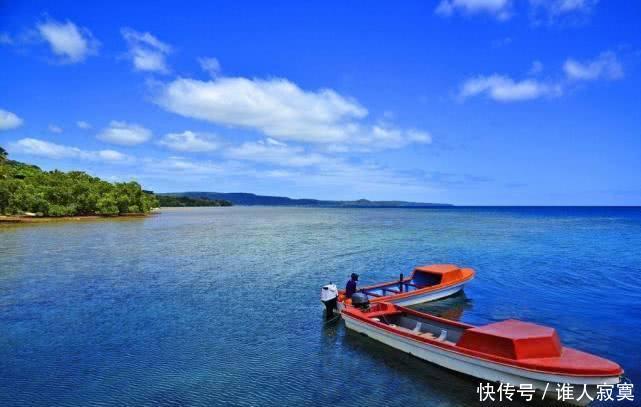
[0,147,158,221]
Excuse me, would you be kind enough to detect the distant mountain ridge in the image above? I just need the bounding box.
[160,192,452,207]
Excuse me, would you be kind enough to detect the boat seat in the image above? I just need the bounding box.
[391,323,438,340]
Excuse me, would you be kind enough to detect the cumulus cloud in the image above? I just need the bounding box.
[198,57,221,77]
[154,76,431,150]
[155,76,367,143]
[48,124,63,133]
[226,138,329,167]
[9,138,130,162]
[563,52,623,81]
[98,121,152,145]
[76,120,92,129]
[37,18,99,63]
[159,130,220,152]
[0,109,23,130]
[459,74,562,102]
[121,28,171,73]
[435,0,512,20]
[461,51,623,103]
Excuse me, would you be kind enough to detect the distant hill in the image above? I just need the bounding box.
[159,192,452,208]
[157,195,232,207]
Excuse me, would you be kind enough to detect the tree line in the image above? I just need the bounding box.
[0,146,159,216]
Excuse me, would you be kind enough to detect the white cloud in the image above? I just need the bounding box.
[0,109,23,130]
[154,76,432,150]
[459,74,562,102]
[9,138,130,162]
[76,120,92,129]
[121,28,171,73]
[269,159,441,199]
[155,76,367,144]
[48,124,63,133]
[37,18,98,63]
[159,130,220,152]
[435,0,512,20]
[139,154,439,200]
[97,149,128,161]
[226,138,329,167]
[363,126,432,150]
[563,51,623,81]
[198,57,221,77]
[143,156,226,176]
[530,0,597,18]
[98,121,152,145]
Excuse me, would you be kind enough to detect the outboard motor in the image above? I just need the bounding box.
[320,283,338,320]
[350,292,370,310]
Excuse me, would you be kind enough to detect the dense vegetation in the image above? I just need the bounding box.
[158,195,232,207]
[0,147,158,217]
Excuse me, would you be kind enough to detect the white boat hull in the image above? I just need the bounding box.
[336,282,466,313]
[343,314,619,406]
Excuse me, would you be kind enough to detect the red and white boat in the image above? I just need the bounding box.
[321,264,474,315]
[342,302,622,405]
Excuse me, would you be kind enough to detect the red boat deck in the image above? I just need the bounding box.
[457,320,562,360]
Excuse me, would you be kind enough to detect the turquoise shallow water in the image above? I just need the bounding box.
[1,206,640,406]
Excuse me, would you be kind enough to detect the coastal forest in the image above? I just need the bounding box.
[0,147,159,216]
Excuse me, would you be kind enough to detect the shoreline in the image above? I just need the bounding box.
[0,213,153,224]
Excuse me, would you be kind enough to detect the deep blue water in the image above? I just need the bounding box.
[1,206,640,406]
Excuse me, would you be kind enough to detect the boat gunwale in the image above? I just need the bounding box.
[341,306,623,378]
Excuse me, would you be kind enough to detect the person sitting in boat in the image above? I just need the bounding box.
[345,273,359,298]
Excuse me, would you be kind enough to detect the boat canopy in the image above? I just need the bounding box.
[412,264,470,286]
[457,320,562,360]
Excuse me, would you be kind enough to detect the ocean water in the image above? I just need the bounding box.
[1,206,640,406]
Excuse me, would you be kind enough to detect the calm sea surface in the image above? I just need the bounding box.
[1,207,640,406]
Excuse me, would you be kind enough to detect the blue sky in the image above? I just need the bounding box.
[1,0,640,205]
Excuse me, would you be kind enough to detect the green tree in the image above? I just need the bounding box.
[96,193,119,215]
[0,148,159,217]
